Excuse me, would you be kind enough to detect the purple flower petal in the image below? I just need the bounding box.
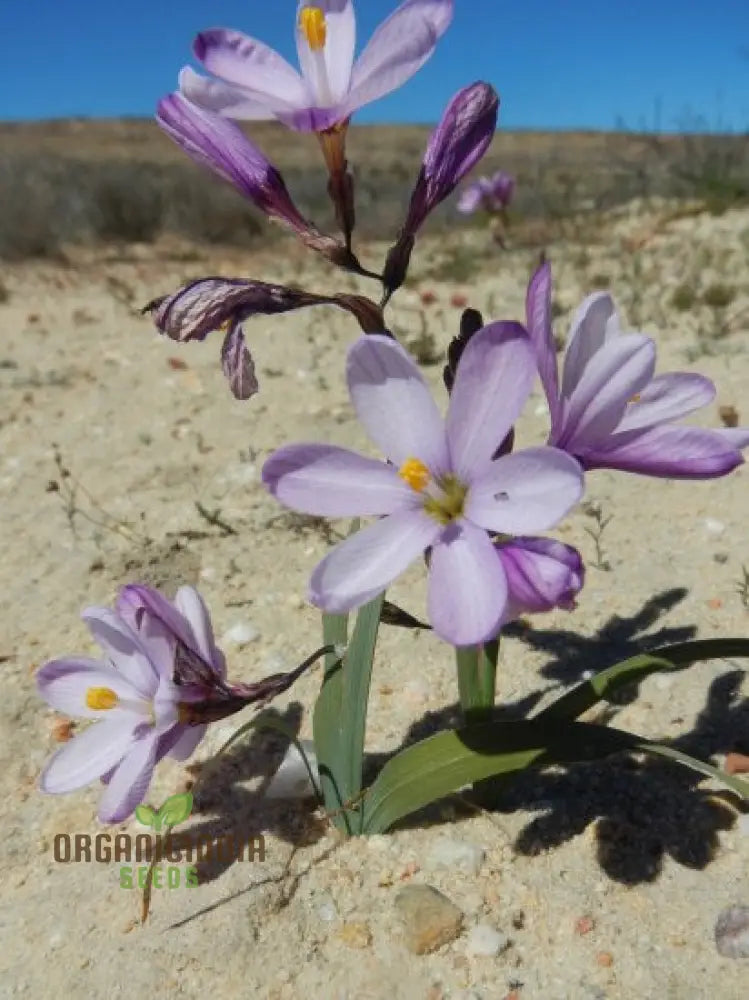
[161,724,207,762]
[560,292,619,399]
[39,716,140,794]
[584,424,746,478]
[309,508,441,612]
[446,322,535,480]
[116,585,193,665]
[36,659,143,719]
[263,443,412,516]
[156,94,310,231]
[80,607,159,696]
[221,322,258,400]
[496,537,584,623]
[427,520,507,645]
[716,427,749,449]
[178,67,278,119]
[193,29,307,110]
[295,0,356,105]
[173,586,225,676]
[97,732,160,823]
[557,334,655,449]
[466,446,584,533]
[347,335,449,471]
[525,260,561,430]
[614,372,715,433]
[344,0,453,115]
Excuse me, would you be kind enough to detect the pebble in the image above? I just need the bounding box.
[465,923,510,957]
[704,518,725,535]
[337,921,372,949]
[264,740,318,799]
[314,894,338,923]
[715,905,749,958]
[221,621,260,645]
[426,838,485,876]
[394,884,464,955]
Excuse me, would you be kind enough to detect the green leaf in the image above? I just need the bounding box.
[157,791,193,829]
[340,590,385,831]
[134,804,156,828]
[537,638,749,722]
[359,716,749,834]
[314,609,350,830]
[456,640,500,716]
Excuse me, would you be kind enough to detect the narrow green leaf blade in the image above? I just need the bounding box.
[340,590,385,830]
[313,609,350,829]
[361,718,642,834]
[537,638,749,722]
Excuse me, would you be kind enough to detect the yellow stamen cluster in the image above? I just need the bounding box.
[424,475,467,525]
[85,686,119,711]
[299,6,327,50]
[399,457,430,492]
[629,393,642,403]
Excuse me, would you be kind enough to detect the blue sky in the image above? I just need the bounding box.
[2,0,748,130]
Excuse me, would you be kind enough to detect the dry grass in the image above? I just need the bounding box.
[1,117,747,260]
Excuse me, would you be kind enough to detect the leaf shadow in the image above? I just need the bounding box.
[163,702,328,888]
[495,668,749,883]
[502,586,697,701]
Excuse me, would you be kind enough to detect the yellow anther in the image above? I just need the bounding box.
[399,457,430,493]
[85,686,119,711]
[629,393,641,403]
[299,6,327,50]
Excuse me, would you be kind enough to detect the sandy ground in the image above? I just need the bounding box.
[1,202,749,999]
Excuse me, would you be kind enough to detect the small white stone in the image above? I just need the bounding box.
[48,932,63,951]
[737,814,749,836]
[221,622,260,645]
[704,518,725,535]
[426,838,485,875]
[315,894,338,923]
[199,566,216,581]
[465,923,509,957]
[265,740,318,799]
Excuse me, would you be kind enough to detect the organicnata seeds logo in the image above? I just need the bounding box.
[53,792,266,891]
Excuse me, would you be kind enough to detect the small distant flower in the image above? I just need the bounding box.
[156,93,359,270]
[179,0,453,134]
[383,82,498,297]
[525,261,749,478]
[143,277,386,398]
[262,326,584,646]
[37,584,325,822]
[495,536,584,624]
[457,170,514,214]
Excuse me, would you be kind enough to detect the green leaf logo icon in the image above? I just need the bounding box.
[156,791,193,830]
[135,804,157,828]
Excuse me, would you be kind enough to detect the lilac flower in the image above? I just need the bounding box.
[457,170,514,214]
[383,82,498,296]
[525,261,749,478]
[262,326,584,646]
[156,93,353,267]
[37,584,332,821]
[36,585,226,823]
[179,0,453,133]
[495,537,584,624]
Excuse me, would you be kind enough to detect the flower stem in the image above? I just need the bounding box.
[456,639,500,719]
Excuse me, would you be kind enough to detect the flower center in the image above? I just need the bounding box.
[399,457,468,526]
[299,6,327,50]
[85,686,119,710]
